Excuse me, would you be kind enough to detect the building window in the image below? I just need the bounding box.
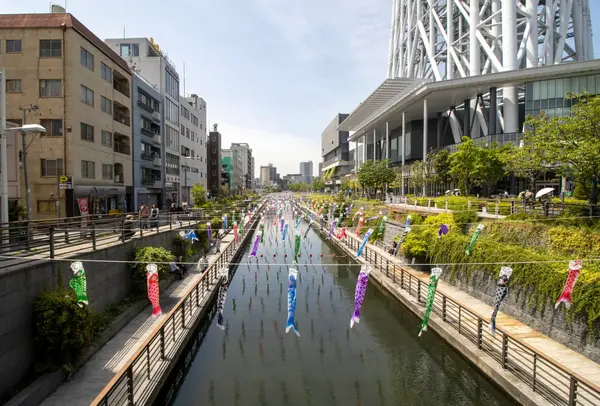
[186,128,190,139]
[120,43,139,57]
[6,79,21,93]
[181,124,185,136]
[191,149,195,158]
[80,85,94,106]
[40,119,62,137]
[165,126,180,151]
[191,114,198,126]
[166,99,179,125]
[40,158,64,177]
[101,62,112,82]
[191,131,195,141]
[142,118,153,131]
[40,39,62,57]
[138,92,159,111]
[166,152,180,175]
[81,122,94,142]
[80,47,94,71]
[102,164,113,180]
[101,130,113,147]
[101,96,113,114]
[165,70,179,100]
[81,160,95,179]
[181,105,190,120]
[6,39,22,53]
[39,79,61,97]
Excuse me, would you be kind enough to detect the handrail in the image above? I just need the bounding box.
[90,201,264,406]
[304,205,600,406]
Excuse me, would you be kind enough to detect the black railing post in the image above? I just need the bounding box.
[477,318,483,349]
[160,327,165,359]
[568,377,577,406]
[417,280,421,303]
[442,296,447,321]
[182,301,186,329]
[502,334,508,369]
[532,353,537,392]
[49,227,55,259]
[146,346,151,380]
[91,223,96,250]
[126,367,134,404]
[169,213,172,230]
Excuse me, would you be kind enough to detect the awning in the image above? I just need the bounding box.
[338,78,428,135]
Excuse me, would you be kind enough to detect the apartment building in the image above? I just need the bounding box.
[131,72,162,209]
[259,163,276,186]
[0,13,133,218]
[221,148,243,194]
[179,94,205,203]
[299,161,313,183]
[105,36,181,207]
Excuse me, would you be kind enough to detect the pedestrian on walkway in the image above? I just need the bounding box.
[169,260,184,280]
[215,236,221,253]
[150,204,159,230]
[139,203,150,229]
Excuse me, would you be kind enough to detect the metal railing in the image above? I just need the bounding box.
[0,202,258,265]
[389,196,600,218]
[310,211,600,406]
[90,203,263,406]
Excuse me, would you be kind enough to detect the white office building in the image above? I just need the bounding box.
[231,143,253,190]
[179,94,207,203]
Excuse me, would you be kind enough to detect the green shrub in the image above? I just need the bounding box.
[452,210,478,233]
[574,182,589,201]
[130,246,175,291]
[32,290,95,372]
[172,233,192,260]
[210,217,223,231]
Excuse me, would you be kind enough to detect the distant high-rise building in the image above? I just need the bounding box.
[259,163,277,185]
[299,161,313,183]
[321,114,350,191]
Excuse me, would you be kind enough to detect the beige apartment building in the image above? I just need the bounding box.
[0,13,133,219]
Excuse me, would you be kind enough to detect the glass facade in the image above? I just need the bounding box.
[525,74,600,118]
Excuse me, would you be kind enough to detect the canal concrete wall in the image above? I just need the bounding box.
[0,230,180,397]
[442,270,600,364]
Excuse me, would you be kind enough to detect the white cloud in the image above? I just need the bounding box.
[214,121,321,178]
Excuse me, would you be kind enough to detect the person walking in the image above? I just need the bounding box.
[139,203,150,229]
[150,203,159,230]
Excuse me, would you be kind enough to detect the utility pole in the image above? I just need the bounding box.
[0,68,8,246]
[20,104,39,222]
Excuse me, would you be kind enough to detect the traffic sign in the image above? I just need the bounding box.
[59,175,73,189]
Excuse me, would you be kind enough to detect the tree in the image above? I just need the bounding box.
[449,137,480,195]
[312,178,326,192]
[409,160,427,192]
[433,149,452,191]
[474,144,509,195]
[357,160,377,195]
[190,184,207,207]
[525,94,600,204]
[504,137,549,191]
[375,159,397,192]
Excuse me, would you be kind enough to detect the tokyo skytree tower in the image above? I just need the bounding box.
[386,0,594,132]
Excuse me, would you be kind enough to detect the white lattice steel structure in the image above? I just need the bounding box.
[386,0,594,133]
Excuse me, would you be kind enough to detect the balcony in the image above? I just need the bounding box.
[113,101,131,127]
[153,136,162,146]
[141,153,153,161]
[114,163,124,184]
[113,71,130,98]
[113,133,131,155]
[444,132,523,153]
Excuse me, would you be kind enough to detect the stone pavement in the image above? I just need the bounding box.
[39,228,237,406]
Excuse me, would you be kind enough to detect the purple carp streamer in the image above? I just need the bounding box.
[350,265,371,328]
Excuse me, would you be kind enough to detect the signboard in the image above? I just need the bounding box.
[59,175,73,189]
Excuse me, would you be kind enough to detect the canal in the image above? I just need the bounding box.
[158,210,516,406]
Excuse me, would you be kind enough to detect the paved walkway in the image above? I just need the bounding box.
[39,228,238,406]
[387,202,507,219]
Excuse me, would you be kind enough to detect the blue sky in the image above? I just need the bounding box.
[4,1,600,177]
